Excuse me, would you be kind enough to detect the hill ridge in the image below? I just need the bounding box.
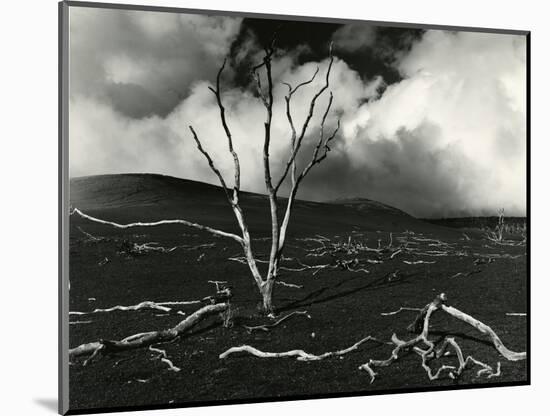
[69,173,452,236]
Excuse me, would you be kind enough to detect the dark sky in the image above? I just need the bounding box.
[238,18,422,84]
[68,6,527,218]
[227,18,423,100]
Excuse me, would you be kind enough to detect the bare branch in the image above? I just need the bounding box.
[275,280,303,289]
[71,208,244,245]
[252,42,280,281]
[243,311,310,332]
[190,121,258,285]
[149,345,181,372]
[441,304,526,361]
[283,67,320,97]
[208,58,242,198]
[275,47,335,193]
[380,307,423,316]
[279,67,321,190]
[274,46,338,262]
[69,300,201,316]
[188,125,232,203]
[70,303,228,360]
[220,335,381,361]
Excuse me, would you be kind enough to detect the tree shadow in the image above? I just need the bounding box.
[276,271,414,313]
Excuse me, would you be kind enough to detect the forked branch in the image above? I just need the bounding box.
[275,44,336,192]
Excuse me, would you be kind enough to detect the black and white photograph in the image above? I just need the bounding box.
[60,1,528,414]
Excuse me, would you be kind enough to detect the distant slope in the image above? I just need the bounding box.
[327,197,412,217]
[70,174,451,236]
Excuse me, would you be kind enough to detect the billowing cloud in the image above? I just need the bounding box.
[339,30,527,217]
[69,8,527,218]
[70,55,383,195]
[69,7,242,118]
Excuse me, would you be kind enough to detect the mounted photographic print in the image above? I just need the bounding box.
[59,1,530,414]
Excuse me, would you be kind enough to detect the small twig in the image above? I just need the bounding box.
[149,345,181,372]
[243,311,311,333]
[403,260,436,265]
[390,249,402,259]
[275,280,303,289]
[77,226,105,242]
[381,307,422,316]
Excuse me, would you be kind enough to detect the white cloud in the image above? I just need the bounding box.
[69,7,242,117]
[341,30,527,216]
[69,15,527,217]
[70,55,382,196]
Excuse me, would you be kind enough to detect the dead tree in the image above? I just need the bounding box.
[191,41,339,314]
[73,40,339,315]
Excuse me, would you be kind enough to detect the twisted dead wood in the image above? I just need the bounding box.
[359,293,526,382]
[69,303,228,363]
[219,293,526,384]
[220,336,383,361]
[69,300,201,315]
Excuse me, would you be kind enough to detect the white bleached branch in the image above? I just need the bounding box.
[220,335,381,361]
[72,208,244,244]
[69,300,201,315]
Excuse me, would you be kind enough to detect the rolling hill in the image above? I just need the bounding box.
[70,173,450,236]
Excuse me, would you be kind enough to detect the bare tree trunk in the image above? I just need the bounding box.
[260,279,275,315]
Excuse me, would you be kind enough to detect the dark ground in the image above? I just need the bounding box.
[68,174,528,412]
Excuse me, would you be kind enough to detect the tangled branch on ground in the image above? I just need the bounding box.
[219,293,526,384]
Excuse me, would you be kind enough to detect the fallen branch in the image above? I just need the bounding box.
[243,311,311,333]
[275,280,303,289]
[76,226,105,242]
[148,345,181,372]
[359,293,526,383]
[129,242,180,254]
[71,208,244,244]
[69,300,201,315]
[285,260,334,275]
[448,270,482,279]
[69,303,228,362]
[403,260,436,265]
[440,302,526,361]
[380,307,422,316]
[390,249,402,259]
[220,335,381,360]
